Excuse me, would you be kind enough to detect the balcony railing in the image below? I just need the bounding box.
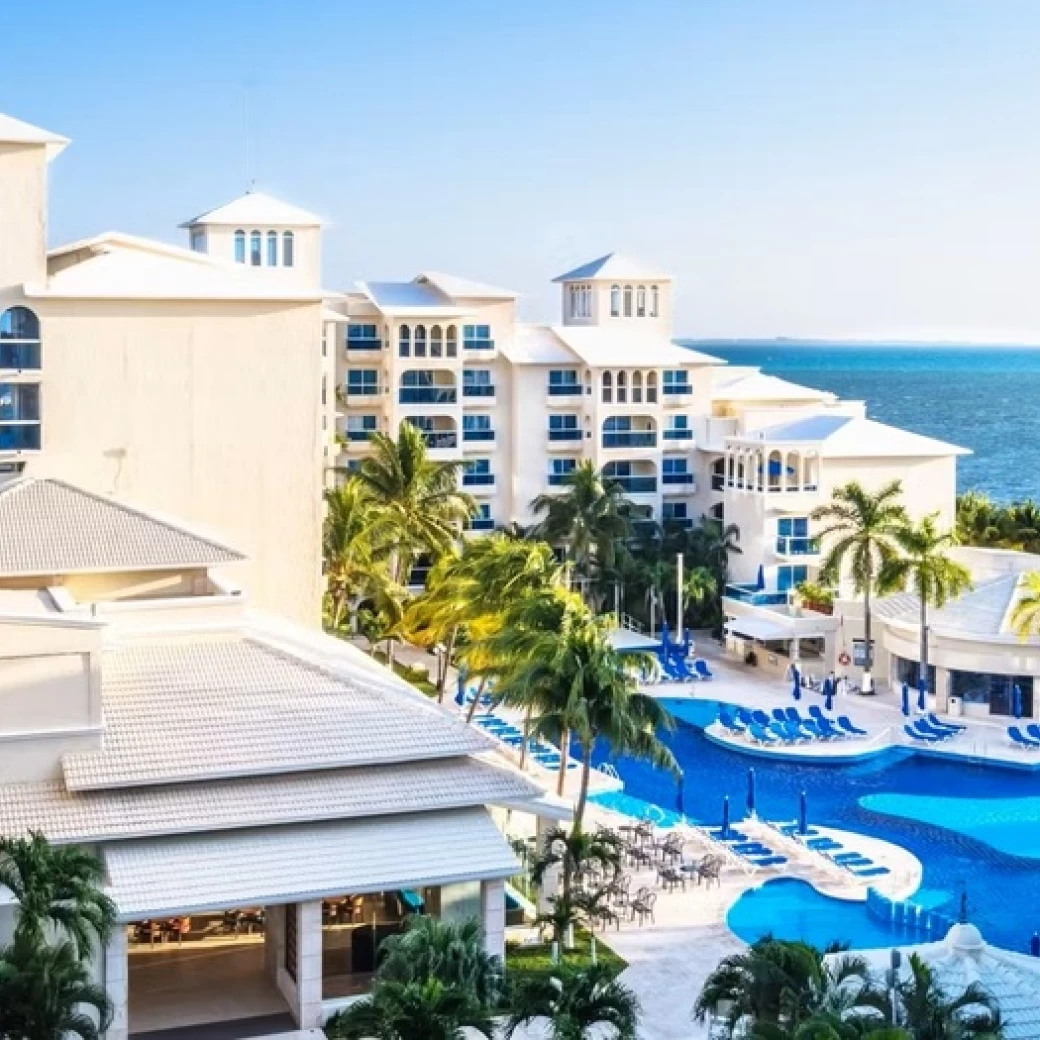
[421,432,458,449]
[464,339,495,351]
[462,385,495,398]
[547,383,581,396]
[725,584,789,606]
[0,424,41,451]
[776,536,820,556]
[662,472,694,486]
[346,337,382,351]
[612,476,657,494]
[463,473,495,487]
[399,387,457,404]
[467,517,496,531]
[463,429,494,442]
[663,428,693,441]
[548,472,575,486]
[0,344,41,370]
[548,429,582,441]
[603,432,657,448]
[663,517,694,530]
[345,385,380,397]
[662,383,692,396]
[345,429,375,442]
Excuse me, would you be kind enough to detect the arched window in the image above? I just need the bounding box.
[646,371,658,403]
[266,231,278,266]
[430,325,443,358]
[610,285,621,317]
[446,325,458,358]
[282,231,295,267]
[632,370,643,404]
[0,306,41,370]
[636,286,646,317]
[249,231,262,266]
[623,285,633,317]
[414,324,427,358]
[616,370,627,404]
[234,230,246,264]
[650,285,659,317]
[398,325,411,358]
[601,371,613,404]
[786,451,800,492]
[0,306,40,341]
[583,286,591,318]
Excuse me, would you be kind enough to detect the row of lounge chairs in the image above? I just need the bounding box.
[651,652,715,684]
[719,705,868,745]
[473,714,578,771]
[1008,724,1040,750]
[705,826,787,869]
[902,714,966,744]
[768,820,891,880]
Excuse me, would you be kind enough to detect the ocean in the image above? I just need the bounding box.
[681,342,1040,502]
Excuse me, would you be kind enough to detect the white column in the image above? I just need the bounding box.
[297,901,324,1028]
[264,903,283,984]
[481,878,506,962]
[935,667,951,712]
[103,928,129,1040]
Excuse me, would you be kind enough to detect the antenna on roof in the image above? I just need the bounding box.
[242,81,255,193]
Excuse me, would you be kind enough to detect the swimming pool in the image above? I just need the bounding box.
[591,697,1040,952]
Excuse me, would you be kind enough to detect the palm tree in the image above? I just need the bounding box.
[325,977,493,1040]
[0,936,112,1040]
[356,422,476,586]
[0,833,115,960]
[878,515,972,690]
[531,460,631,602]
[682,565,718,628]
[1009,571,1040,641]
[507,962,641,1040]
[812,481,910,691]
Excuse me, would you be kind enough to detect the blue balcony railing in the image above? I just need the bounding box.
[346,338,382,351]
[467,517,495,531]
[0,424,41,451]
[463,429,494,441]
[548,472,576,486]
[663,428,693,440]
[464,339,495,351]
[548,383,581,396]
[613,476,657,494]
[725,584,789,606]
[345,429,375,442]
[345,385,380,396]
[548,429,582,441]
[463,473,495,486]
[462,385,495,398]
[662,383,691,396]
[421,432,458,449]
[662,472,694,485]
[776,536,820,556]
[0,344,41,370]
[603,432,656,448]
[399,387,457,404]
[663,517,694,530]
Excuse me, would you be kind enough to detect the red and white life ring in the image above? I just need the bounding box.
[838,651,852,667]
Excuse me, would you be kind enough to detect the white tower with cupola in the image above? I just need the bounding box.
[551,253,673,330]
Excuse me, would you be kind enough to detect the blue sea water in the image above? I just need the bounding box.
[591,698,1040,952]
[680,341,1040,501]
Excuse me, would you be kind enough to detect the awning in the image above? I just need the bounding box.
[103,807,518,920]
[608,627,661,652]
[726,617,796,642]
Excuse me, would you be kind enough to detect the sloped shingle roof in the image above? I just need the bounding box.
[0,478,245,577]
[876,575,1029,639]
[552,252,671,283]
[182,190,322,227]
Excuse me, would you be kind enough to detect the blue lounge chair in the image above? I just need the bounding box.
[772,708,790,724]
[1008,725,1040,750]
[751,709,772,727]
[928,712,965,733]
[833,853,872,865]
[837,715,868,737]
[779,823,820,838]
[768,721,798,744]
[718,711,744,733]
[747,722,778,745]
[749,855,788,867]
[850,865,891,878]
[808,705,829,722]
[915,719,953,741]
[712,829,749,842]
[731,843,771,854]
[736,707,755,726]
[806,838,843,851]
[816,717,845,740]
[905,724,941,744]
[694,658,714,680]
[1027,724,1040,744]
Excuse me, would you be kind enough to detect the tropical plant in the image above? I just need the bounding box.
[812,481,910,690]
[957,491,1040,554]
[0,936,112,1040]
[1009,571,1040,641]
[0,833,115,960]
[794,581,836,615]
[531,460,631,603]
[878,514,972,689]
[506,962,641,1040]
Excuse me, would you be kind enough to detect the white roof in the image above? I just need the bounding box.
[61,634,493,791]
[417,272,519,300]
[725,616,797,641]
[0,757,542,845]
[0,478,245,577]
[751,414,970,458]
[182,190,322,228]
[550,325,700,367]
[356,280,466,316]
[32,232,325,301]
[0,111,68,160]
[499,324,578,365]
[851,924,1040,1040]
[713,369,833,403]
[607,628,662,651]
[553,252,671,283]
[103,807,518,919]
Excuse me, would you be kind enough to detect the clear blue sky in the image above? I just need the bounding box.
[5,0,1040,340]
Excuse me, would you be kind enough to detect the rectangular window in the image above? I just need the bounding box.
[0,384,40,422]
[190,229,205,253]
[777,517,809,537]
[463,458,494,486]
[548,414,582,441]
[548,369,580,395]
[664,415,692,440]
[549,458,577,484]
[777,565,809,592]
[662,502,688,521]
[468,503,495,531]
[662,370,691,394]
[462,414,494,441]
[267,232,278,266]
[346,370,379,395]
[345,415,377,441]
[662,457,693,486]
[462,325,494,350]
[463,369,494,397]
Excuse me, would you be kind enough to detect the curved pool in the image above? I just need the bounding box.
[592,698,1040,952]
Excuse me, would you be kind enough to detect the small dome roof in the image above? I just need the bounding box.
[945,922,985,953]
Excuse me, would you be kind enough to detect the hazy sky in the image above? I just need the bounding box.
[5,0,1040,340]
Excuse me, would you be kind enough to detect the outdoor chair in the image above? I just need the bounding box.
[630,890,657,925]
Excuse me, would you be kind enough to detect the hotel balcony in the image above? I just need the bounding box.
[0,343,41,372]
[406,416,460,458]
[342,387,382,407]
[462,384,496,407]
[661,382,693,406]
[462,428,495,451]
[345,336,382,354]
[547,428,584,451]
[775,535,821,559]
[0,422,41,452]
[725,583,790,607]
[602,461,657,496]
[602,431,657,449]
[399,386,457,405]
[547,382,584,406]
[462,472,495,495]
[696,416,739,452]
[602,417,657,453]
[662,471,695,491]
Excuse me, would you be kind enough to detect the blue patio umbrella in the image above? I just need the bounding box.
[721,795,731,839]
[798,790,808,836]
[755,564,765,591]
[746,767,757,817]
[454,669,467,708]
[791,665,802,701]
[1031,932,1040,958]
[901,682,910,717]
[918,678,927,712]
[676,776,686,816]
[1014,684,1024,720]
[659,620,670,649]
[823,676,834,712]
[683,629,692,656]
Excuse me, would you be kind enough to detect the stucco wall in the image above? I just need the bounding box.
[0,143,47,287]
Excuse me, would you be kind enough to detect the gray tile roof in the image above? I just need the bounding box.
[0,478,245,576]
[0,758,540,844]
[62,635,494,791]
[876,576,1020,638]
[103,808,519,919]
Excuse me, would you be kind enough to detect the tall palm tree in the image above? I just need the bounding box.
[507,962,641,1040]
[531,460,631,602]
[1009,571,1040,640]
[0,936,112,1040]
[356,422,476,586]
[0,833,115,960]
[812,481,910,691]
[879,515,972,690]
